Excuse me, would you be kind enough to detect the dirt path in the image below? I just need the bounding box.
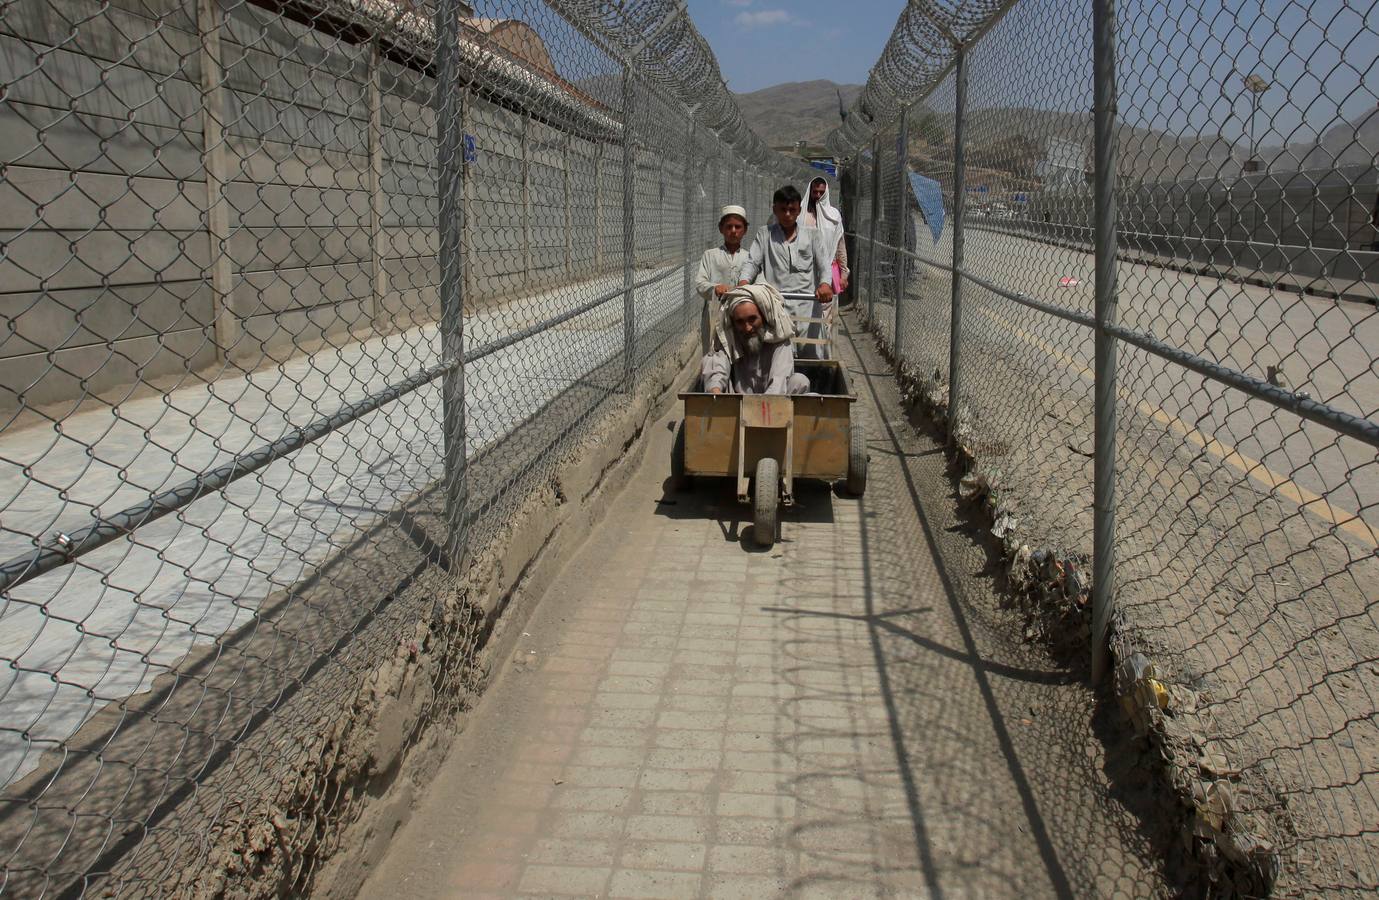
[356,310,1167,899]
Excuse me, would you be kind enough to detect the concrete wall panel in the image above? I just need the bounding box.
[0,281,213,355]
[0,228,211,293]
[0,165,207,232]
[228,225,373,272]
[0,102,205,180]
[0,328,216,407]
[230,263,373,317]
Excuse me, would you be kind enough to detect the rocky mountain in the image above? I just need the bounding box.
[733,79,1376,184]
[732,80,863,148]
[1298,106,1379,169]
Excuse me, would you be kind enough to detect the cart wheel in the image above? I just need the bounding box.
[752,457,779,548]
[670,420,688,491]
[846,423,868,497]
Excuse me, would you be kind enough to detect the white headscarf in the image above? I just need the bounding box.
[716,284,795,365]
[805,176,844,255]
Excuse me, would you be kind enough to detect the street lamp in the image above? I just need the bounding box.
[1242,73,1270,173]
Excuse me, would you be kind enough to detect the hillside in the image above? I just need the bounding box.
[732,80,862,148]
[731,79,1374,184]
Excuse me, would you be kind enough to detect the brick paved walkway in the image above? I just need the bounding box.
[357,312,1162,899]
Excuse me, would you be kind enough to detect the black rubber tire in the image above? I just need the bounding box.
[846,422,868,496]
[752,457,779,548]
[670,420,687,491]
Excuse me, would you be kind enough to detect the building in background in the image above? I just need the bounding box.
[1035,137,1088,189]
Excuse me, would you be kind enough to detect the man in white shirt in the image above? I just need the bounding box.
[737,185,834,359]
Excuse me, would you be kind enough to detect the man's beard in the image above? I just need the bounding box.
[737,332,763,356]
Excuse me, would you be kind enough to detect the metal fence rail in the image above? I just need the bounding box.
[0,0,801,893]
[839,0,1379,893]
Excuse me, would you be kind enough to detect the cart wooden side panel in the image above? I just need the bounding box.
[680,393,852,479]
[791,395,851,479]
[682,394,748,477]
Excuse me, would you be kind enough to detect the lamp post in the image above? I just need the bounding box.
[1242,73,1270,173]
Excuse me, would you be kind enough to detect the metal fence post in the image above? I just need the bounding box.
[197,0,236,361]
[436,0,468,566]
[461,88,472,301]
[522,110,532,289]
[367,45,384,320]
[892,105,910,357]
[1091,0,1120,682]
[621,67,636,385]
[661,151,672,259]
[594,143,604,274]
[682,113,695,335]
[563,133,572,277]
[948,47,968,437]
[866,136,881,321]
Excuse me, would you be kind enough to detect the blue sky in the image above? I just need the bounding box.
[684,0,1378,142]
[683,0,900,92]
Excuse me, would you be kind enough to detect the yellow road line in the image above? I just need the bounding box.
[971,303,1377,549]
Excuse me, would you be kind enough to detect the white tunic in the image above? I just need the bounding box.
[694,246,747,304]
[701,342,809,395]
[738,223,831,296]
[739,223,833,361]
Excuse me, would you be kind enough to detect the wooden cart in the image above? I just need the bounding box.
[670,357,867,549]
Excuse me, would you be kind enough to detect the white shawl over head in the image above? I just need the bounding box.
[715,283,795,365]
[806,176,844,256]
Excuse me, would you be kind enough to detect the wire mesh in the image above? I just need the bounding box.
[0,0,801,893]
[841,0,1379,893]
[893,75,955,392]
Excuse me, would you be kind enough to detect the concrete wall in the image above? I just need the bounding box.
[0,0,677,412]
[1022,164,1379,253]
[0,0,217,410]
[968,218,1379,299]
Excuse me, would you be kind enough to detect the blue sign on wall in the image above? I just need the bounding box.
[463,134,478,164]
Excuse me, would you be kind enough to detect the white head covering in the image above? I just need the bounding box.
[718,204,748,224]
[806,176,844,254]
[716,284,795,364]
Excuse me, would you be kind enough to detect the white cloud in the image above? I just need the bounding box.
[734,8,791,27]
[725,0,754,6]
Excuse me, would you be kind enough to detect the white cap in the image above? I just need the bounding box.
[718,204,748,223]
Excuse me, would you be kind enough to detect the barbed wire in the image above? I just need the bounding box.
[547,0,803,175]
[827,0,1014,159]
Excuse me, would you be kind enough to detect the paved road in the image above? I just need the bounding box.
[0,267,685,787]
[357,312,1164,899]
[872,224,1378,545]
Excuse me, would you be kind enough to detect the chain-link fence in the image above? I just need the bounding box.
[0,0,800,893]
[840,0,1378,894]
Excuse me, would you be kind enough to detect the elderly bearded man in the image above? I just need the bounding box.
[701,285,810,395]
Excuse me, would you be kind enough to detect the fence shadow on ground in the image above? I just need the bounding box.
[751,312,1184,897]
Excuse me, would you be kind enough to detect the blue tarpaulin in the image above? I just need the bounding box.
[908,172,945,244]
